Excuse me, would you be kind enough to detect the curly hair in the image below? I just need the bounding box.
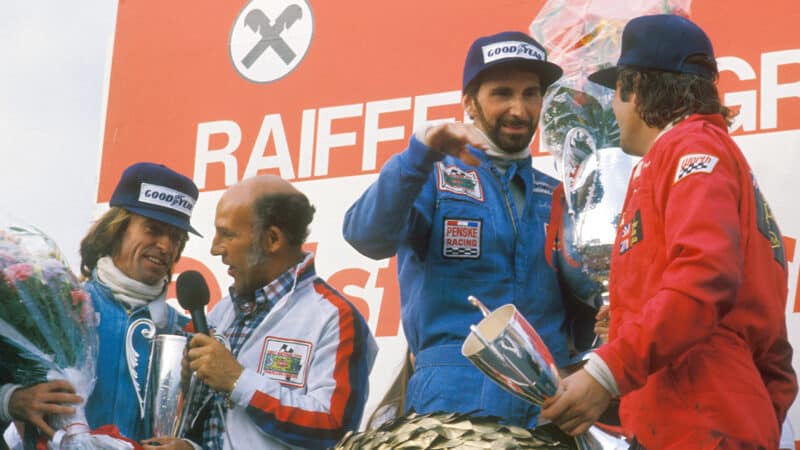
[79,207,188,279]
[252,192,316,249]
[617,55,734,129]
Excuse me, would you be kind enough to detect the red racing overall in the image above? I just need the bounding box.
[595,114,797,449]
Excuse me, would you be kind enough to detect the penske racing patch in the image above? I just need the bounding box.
[674,153,719,183]
[437,163,484,201]
[443,218,481,259]
[259,337,312,387]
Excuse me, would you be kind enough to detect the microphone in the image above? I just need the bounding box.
[176,270,211,335]
[175,270,212,436]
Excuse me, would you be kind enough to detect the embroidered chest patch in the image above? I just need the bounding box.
[674,153,719,183]
[443,219,481,259]
[532,180,553,195]
[259,337,312,387]
[437,163,484,201]
[618,210,643,255]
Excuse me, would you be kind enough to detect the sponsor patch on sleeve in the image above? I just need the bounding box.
[258,337,312,387]
[674,153,719,183]
[443,218,481,258]
[437,163,484,201]
[753,174,786,268]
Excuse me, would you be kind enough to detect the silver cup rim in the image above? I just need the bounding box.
[153,334,188,344]
[461,304,518,357]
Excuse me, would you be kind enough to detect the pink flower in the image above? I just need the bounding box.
[70,288,90,307]
[3,263,34,282]
[70,288,95,325]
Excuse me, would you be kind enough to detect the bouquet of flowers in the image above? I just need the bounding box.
[0,218,130,449]
[530,1,693,313]
[531,0,692,178]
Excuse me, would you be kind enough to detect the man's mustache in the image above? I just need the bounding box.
[499,118,533,128]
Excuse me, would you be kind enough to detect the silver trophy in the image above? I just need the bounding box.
[126,319,190,438]
[558,127,637,307]
[540,75,637,310]
[461,296,609,450]
[146,334,189,437]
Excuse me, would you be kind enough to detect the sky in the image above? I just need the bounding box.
[0,2,118,270]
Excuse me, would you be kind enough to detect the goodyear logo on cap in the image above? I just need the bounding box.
[139,182,195,216]
[482,40,545,64]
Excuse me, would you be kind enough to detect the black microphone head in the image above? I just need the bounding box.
[176,270,210,310]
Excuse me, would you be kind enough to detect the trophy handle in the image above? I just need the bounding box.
[126,318,156,419]
[561,127,598,219]
[468,295,491,318]
[562,130,575,217]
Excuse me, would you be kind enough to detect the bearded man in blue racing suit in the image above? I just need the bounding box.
[1,162,201,448]
[343,31,571,428]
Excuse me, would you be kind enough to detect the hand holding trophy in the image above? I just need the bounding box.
[462,296,613,450]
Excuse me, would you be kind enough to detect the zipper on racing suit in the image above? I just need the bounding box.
[489,164,519,238]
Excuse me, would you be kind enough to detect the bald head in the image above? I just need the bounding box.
[221,175,301,210]
[212,175,315,296]
[218,175,313,246]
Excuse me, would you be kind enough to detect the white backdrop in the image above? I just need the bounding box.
[0,1,117,272]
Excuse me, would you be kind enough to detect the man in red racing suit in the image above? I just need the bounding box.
[541,14,797,449]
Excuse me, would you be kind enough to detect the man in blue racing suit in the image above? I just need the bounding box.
[343,31,570,428]
[1,162,201,447]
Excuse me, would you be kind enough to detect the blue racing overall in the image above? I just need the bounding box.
[343,135,568,427]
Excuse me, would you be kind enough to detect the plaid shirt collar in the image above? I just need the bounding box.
[228,252,315,317]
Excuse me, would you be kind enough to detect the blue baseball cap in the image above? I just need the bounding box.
[462,31,563,93]
[109,162,202,237]
[589,14,716,89]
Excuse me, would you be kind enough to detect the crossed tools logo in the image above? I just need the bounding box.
[229,0,314,83]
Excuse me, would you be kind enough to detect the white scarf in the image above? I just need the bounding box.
[96,256,167,310]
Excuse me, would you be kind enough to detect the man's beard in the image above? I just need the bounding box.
[473,102,537,153]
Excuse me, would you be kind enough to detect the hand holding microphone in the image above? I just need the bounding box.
[176,271,243,393]
[187,334,243,393]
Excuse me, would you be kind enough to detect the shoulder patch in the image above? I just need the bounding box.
[258,336,312,388]
[437,163,484,201]
[674,153,719,183]
[753,174,786,268]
